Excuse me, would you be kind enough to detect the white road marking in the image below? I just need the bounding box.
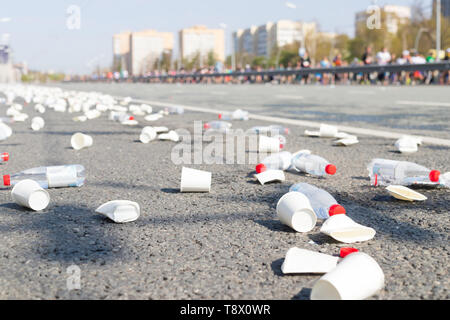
[396,101,450,108]
[130,98,450,147]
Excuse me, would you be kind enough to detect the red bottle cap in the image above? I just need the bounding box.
[129,116,135,120]
[204,123,211,130]
[284,128,290,135]
[279,143,284,150]
[1,152,9,162]
[429,170,440,182]
[340,247,359,258]
[256,163,267,174]
[3,175,10,186]
[325,164,337,175]
[329,204,346,216]
[218,114,223,120]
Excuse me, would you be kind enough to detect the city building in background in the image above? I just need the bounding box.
[112,31,131,73]
[129,30,173,76]
[355,5,412,36]
[179,25,225,66]
[233,20,317,59]
[113,30,173,75]
[0,44,15,82]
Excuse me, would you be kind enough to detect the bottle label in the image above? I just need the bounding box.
[47,166,78,188]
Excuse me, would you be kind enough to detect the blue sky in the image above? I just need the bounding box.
[1,0,426,74]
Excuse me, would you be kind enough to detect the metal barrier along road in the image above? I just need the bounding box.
[132,62,450,81]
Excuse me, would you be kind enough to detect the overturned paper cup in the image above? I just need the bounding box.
[334,136,359,146]
[319,124,339,138]
[276,192,317,233]
[11,179,50,211]
[145,114,163,122]
[31,117,45,131]
[311,252,384,300]
[255,170,285,185]
[386,185,427,201]
[140,126,157,143]
[305,130,320,137]
[71,132,93,150]
[259,135,281,153]
[281,247,339,274]
[154,126,169,133]
[180,167,211,192]
[96,200,140,223]
[320,214,376,243]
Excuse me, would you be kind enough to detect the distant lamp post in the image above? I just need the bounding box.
[219,23,235,71]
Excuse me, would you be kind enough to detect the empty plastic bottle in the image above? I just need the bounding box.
[256,151,293,173]
[249,125,289,135]
[289,183,346,219]
[291,151,337,176]
[3,164,86,189]
[367,158,440,186]
[203,121,232,132]
[0,152,9,163]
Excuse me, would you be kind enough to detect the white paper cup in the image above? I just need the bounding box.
[71,132,93,150]
[31,117,45,131]
[281,247,339,274]
[11,179,50,211]
[395,137,418,154]
[319,124,339,138]
[276,192,317,232]
[259,135,281,153]
[311,252,385,300]
[140,126,157,143]
[180,167,211,192]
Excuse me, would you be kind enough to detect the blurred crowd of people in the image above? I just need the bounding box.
[95,46,450,85]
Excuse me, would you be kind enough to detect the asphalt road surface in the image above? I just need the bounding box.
[0,83,448,300]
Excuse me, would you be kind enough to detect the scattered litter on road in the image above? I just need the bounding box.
[96,200,140,223]
[311,252,384,300]
[385,185,427,201]
[11,179,50,211]
[320,214,376,243]
[276,192,317,233]
[254,169,285,185]
[281,247,339,274]
[291,151,336,176]
[180,167,211,193]
[71,133,93,150]
[140,126,157,143]
[31,116,45,131]
[158,130,179,142]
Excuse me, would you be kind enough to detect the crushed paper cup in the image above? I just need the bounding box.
[386,185,427,201]
[180,167,211,192]
[319,124,339,138]
[145,114,163,122]
[71,132,93,150]
[96,200,140,223]
[334,136,359,146]
[85,109,101,119]
[140,126,157,143]
[259,135,281,153]
[121,119,138,126]
[34,104,46,113]
[11,179,50,211]
[0,123,13,139]
[305,130,320,137]
[31,117,45,131]
[276,192,317,233]
[13,113,29,122]
[320,214,376,243]
[158,130,179,142]
[154,126,169,133]
[395,136,419,154]
[311,252,384,300]
[335,132,351,139]
[255,170,285,185]
[281,247,339,274]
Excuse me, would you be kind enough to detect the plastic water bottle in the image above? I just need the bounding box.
[289,183,346,219]
[249,125,289,135]
[256,151,293,173]
[3,164,86,189]
[291,151,337,176]
[0,152,9,163]
[203,121,232,131]
[367,158,441,186]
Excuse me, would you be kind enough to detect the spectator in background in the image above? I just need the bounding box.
[396,50,411,65]
[320,56,331,84]
[361,46,373,84]
[333,53,343,83]
[300,50,311,84]
[376,47,391,83]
